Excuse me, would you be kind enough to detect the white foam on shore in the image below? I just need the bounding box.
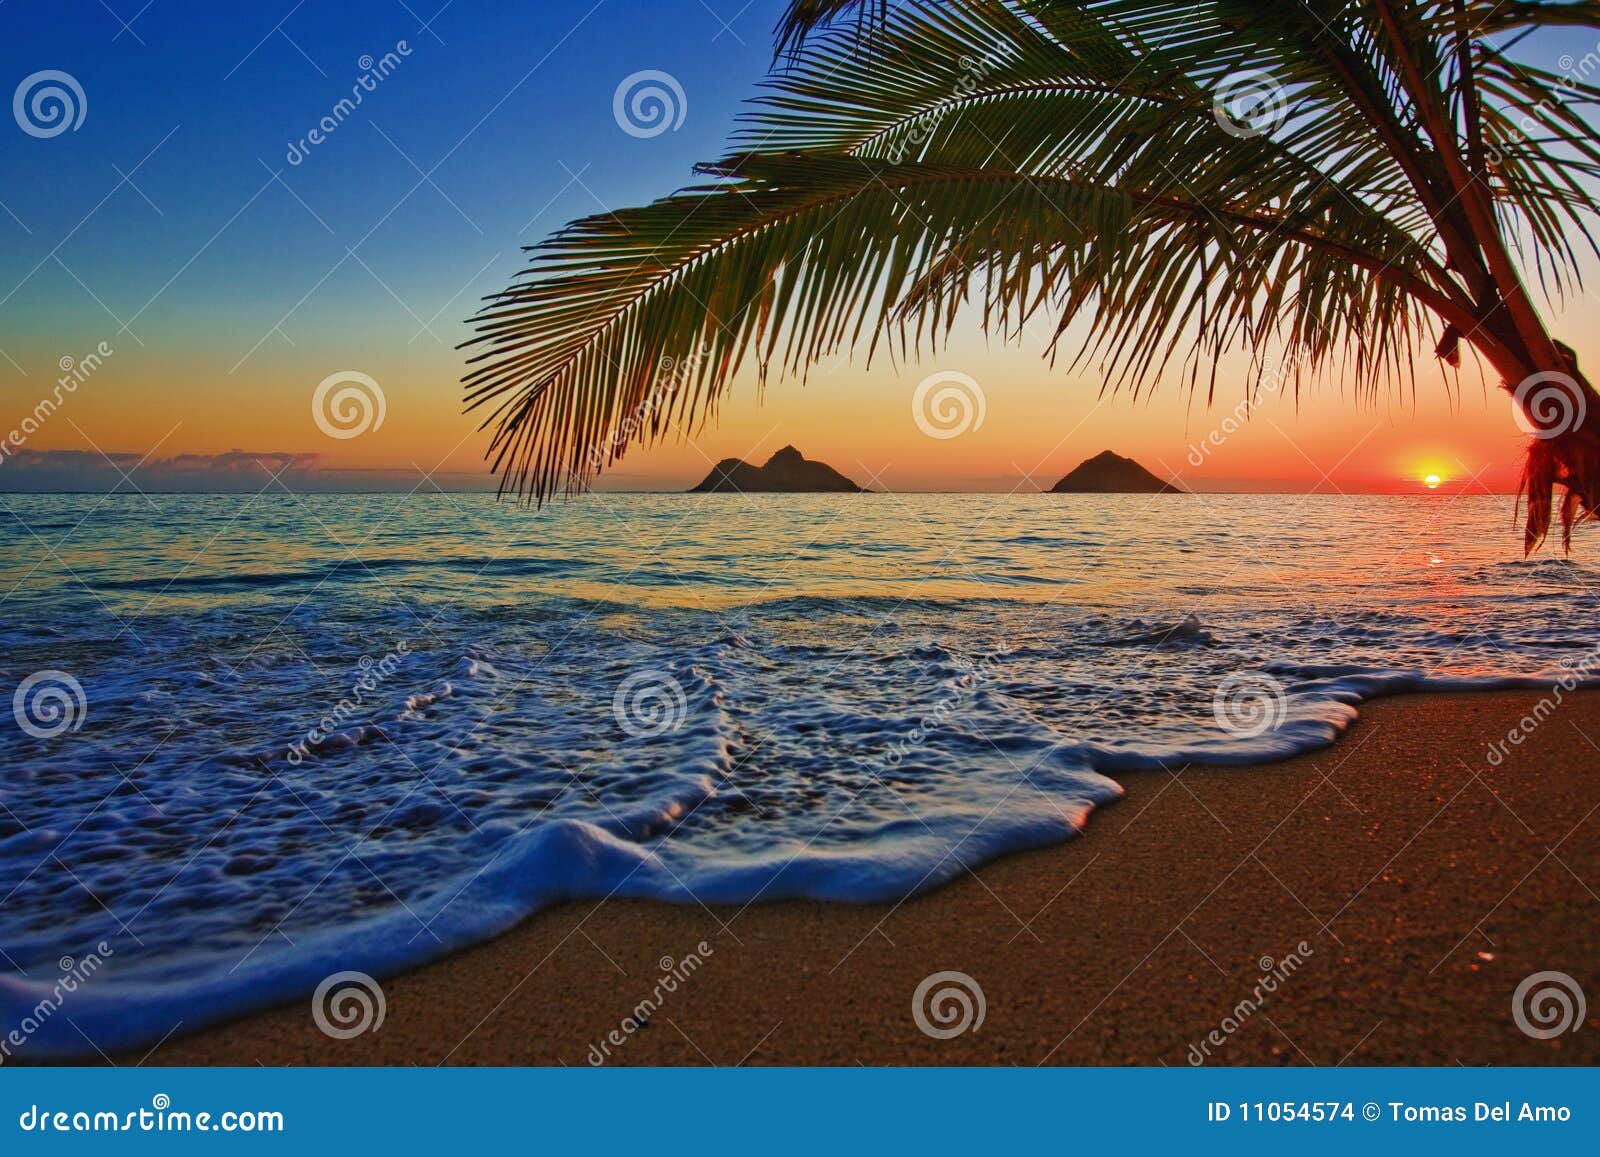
[2,492,1595,1057]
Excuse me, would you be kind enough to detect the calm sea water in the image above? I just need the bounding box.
[1,492,1595,1055]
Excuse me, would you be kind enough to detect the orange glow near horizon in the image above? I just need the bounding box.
[7,10,1600,504]
[3,276,1586,497]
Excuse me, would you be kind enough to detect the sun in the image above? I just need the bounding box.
[1423,473,1442,489]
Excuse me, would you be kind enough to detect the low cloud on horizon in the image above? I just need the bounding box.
[0,449,497,494]
[0,448,1495,497]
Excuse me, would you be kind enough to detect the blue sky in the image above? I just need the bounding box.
[0,0,786,489]
[3,3,1598,495]
[1,0,774,309]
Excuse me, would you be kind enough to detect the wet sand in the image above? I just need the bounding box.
[141,690,1600,1066]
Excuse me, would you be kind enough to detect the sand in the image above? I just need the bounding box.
[138,690,1600,1066]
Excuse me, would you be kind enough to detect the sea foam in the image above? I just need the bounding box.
[1,492,1593,1057]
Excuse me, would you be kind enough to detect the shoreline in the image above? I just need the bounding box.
[135,689,1600,1065]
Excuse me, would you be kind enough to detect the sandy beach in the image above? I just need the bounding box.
[135,689,1598,1067]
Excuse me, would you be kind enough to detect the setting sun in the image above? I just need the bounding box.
[1424,473,1442,488]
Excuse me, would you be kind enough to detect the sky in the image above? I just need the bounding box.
[1,0,1598,496]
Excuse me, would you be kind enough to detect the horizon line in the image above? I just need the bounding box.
[0,487,1520,497]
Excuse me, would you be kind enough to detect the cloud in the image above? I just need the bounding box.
[0,448,498,493]
[0,448,319,493]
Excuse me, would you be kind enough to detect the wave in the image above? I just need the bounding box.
[1103,613,1216,647]
[89,555,596,593]
[3,652,1587,1059]
[3,491,1597,1060]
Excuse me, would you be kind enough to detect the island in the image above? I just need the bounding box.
[689,445,866,493]
[1049,450,1186,493]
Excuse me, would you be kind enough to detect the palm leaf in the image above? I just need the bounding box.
[466,0,1600,549]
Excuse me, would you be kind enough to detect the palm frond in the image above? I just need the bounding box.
[467,0,1600,548]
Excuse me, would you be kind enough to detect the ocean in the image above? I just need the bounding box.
[1,491,1595,1055]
